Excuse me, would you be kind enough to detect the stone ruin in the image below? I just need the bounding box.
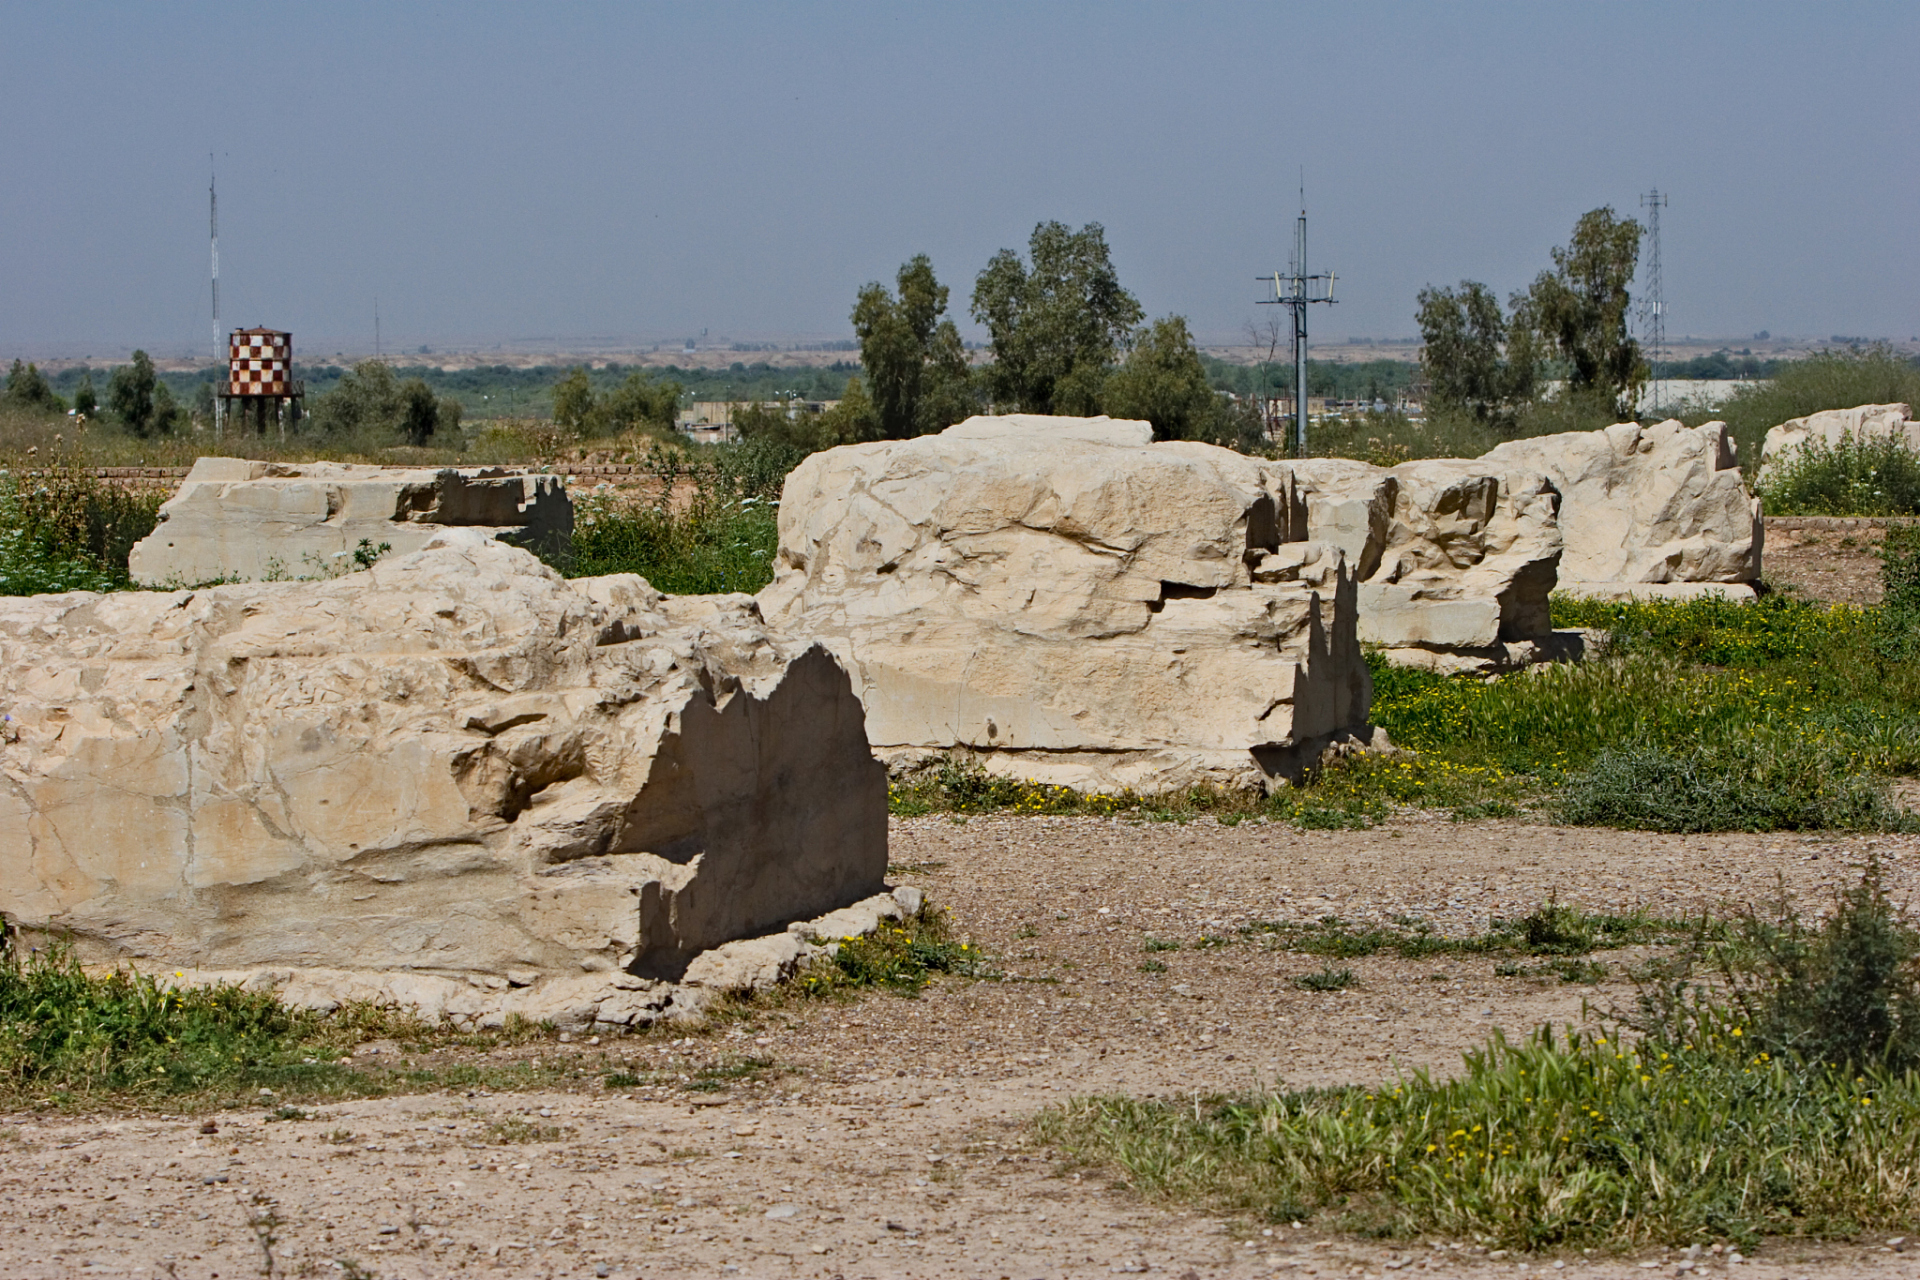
[759,415,1375,794]
[1758,403,1920,487]
[1,531,895,1028]
[1286,419,1764,671]
[0,414,1773,1019]
[127,457,574,586]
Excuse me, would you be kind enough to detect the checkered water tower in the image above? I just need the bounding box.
[219,326,305,434]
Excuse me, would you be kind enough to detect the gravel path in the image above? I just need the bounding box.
[4,815,1919,1279]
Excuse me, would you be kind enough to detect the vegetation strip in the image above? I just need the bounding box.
[1042,863,1920,1251]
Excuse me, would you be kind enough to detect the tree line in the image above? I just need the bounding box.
[724,221,1266,456]
[1416,206,1648,428]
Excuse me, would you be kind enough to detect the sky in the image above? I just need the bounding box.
[2,1,1915,359]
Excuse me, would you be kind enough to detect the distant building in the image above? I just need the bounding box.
[675,399,842,444]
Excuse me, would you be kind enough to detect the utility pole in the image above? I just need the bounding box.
[374,297,382,360]
[210,157,222,441]
[1257,191,1337,455]
[1640,188,1667,417]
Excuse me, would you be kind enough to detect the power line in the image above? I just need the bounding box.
[1640,188,1667,417]
[210,156,222,439]
[1255,187,1337,455]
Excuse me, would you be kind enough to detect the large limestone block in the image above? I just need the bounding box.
[1480,420,1761,587]
[127,457,574,586]
[0,532,886,984]
[1291,456,1563,652]
[758,415,1368,792]
[1758,403,1919,486]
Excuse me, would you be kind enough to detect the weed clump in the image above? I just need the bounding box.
[0,941,311,1099]
[0,464,162,595]
[559,441,781,593]
[1636,858,1920,1074]
[796,904,989,998]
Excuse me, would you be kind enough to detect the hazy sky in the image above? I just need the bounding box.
[3,2,1915,358]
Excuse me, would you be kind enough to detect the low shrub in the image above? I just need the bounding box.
[1756,430,1920,516]
[0,465,163,595]
[1554,743,1909,833]
[1634,858,1920,1074]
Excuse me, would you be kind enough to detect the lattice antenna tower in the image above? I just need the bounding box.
[210,157,222,438]
[1640,188,1668,416]
[1255,180,1337,456]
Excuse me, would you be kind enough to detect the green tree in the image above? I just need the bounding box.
[5,360,64,412]
[107,351,158,436]
[852,254,975,438]
[71,371,97,417]
[1415,280,1538,426]
[1102,316,1225,442]
[599,370,682,436]
[552,367,597,432]
[149,381,184,435]
[309,360,402,436]
[400,378,439,445]
[971,221,1143,414]
[1526,207,1647,417]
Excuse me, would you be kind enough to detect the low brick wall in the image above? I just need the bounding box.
[1764,515,1920,532]
[10,462,670,499]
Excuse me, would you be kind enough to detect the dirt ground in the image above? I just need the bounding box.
[1761,523,1890,606]
[7,816,1920,1280]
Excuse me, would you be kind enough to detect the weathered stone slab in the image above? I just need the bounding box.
[1481,419,1761,588]
[127,457,573,586]
[0,532,886,986]
[759,415,1369,791]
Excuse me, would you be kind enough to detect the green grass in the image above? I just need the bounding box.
[1361,589,1920,832]
[0,938,596,1108]
[1042,1021,1920,1250]
[1045,865,1920,1251]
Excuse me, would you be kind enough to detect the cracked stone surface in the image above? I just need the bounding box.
[0,530,887,1005]
[759,414,1372,792]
